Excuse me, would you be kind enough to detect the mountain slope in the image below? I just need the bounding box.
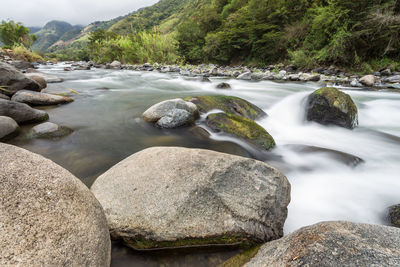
[32,21,83,52]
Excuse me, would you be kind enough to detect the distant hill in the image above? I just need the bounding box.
[28,27,42,34]
[32,21,83,52]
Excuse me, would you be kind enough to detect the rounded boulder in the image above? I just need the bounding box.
[0,143,111,266]
[91,147,290,250]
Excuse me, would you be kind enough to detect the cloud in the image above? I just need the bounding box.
[0,0,158,27]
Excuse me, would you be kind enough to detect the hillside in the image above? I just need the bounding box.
[32,21,83,52]
[47,0,400,70]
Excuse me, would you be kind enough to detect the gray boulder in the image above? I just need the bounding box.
[11,90,73,106]
[245,221,400,267]
[383,75,400,83]
[28,75,47,89]
[0,99,49,123]
[142,98,199,123]
[110,60,121,69]
[91,147,291,250]
[25,69,63,83]
[32,122,73,138]
[0,143,111,266]
[360,75,376,87]
[237,72,252,80]
[0,62,41,95]
[9,60,34,70]
[0,93,10,100]
[0,116,19,140]
[156,109,195,128]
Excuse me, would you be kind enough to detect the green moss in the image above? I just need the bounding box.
[184,95,266,120]
[206,113,275,150]
[121,233,260,250]
[219,245,263,267]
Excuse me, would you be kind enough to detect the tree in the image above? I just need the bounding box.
[0,20,36,49]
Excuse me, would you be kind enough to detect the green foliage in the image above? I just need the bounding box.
[0,20,36,49]
[87,29,180,64]
[12,46,44,62]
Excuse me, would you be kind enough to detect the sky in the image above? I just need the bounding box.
[0,0,159,27]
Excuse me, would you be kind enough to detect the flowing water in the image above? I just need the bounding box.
[9,63,400,266]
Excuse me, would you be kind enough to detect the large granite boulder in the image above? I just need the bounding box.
[91,147,290,250]
[0,62,41,95]
[11,90,73,106]
[245,221,400,267]
[359,75,376,87]
[185,95,266,120]
[206,113,275,150]
[0,116,19,140]
[306,87,358,129]
[28,75,47,89]
[0,143,111,266]
[142,98,199,128]
[0,99,49,123]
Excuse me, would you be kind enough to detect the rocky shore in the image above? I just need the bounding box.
[1,56,400,266]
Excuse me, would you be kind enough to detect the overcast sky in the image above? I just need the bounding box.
[0,0,159,27]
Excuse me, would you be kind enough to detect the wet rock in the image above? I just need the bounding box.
[91,147,290,250]
[382,75,400,83]
[185,95,266,120]
[110,60,121,69]
[237,72,252,80]
[11,90,73,106]
[251,73,265,80]
[156,109,195,128]
[300,73,320,82]
[0,143,111,266]
[201,76,211,82]
[0,116,19,140]
[9,60,34,70]
[64,67,72,71]
[28,75,47,89]
[216,82,231,89]
[306,87,358,129]
[142,98,199,123]
[210,67,218,76]
[0,93,10,100]
[360,75,376,87]
[160,66,171,73]
[74,65,91,70]
[388,204,400,228]
[0,62,41,95]
[206,112,275,150]
[0,99,49,123]
[381,69,392,76]
[25,69,63,83]
[31,122,73,138]
[350,79,363,87]
[245,221,400,267]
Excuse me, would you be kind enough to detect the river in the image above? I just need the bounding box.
[9,63,400,266]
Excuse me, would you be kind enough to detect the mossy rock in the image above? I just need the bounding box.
[219,245,263,267]
[206,113,275,150]
[306,87,358,129]
[388,204,400,228]
[184,95,266,120]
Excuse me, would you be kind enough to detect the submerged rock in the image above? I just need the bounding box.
[185,95,266,120]
[0,116,19,140]
[0,99,49,123]
[245,221,400,267]
[388,204,400,228]
[216,82,231,89]
[11,90,73,106]
[31,122,73,138]
[306,87,358,129]
[0,143,111,266]
[142,98,199,124]
[156,109,195,128]
[206,113,275,150]
[91,147,290,250]
[0,62,41,95]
